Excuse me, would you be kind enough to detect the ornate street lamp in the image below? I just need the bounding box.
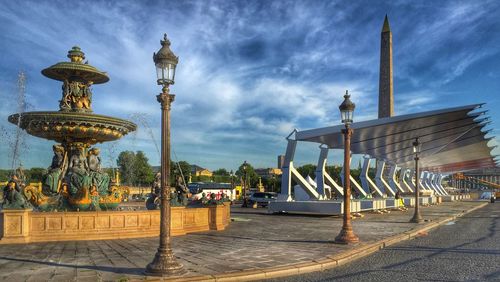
[230,169,234,186]
[146,34,185,276]
[242,161,248,207]
[410,137,423,223]
[335,90,359,244]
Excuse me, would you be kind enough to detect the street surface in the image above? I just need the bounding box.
[0,201,491,281]
[269,202,500,281]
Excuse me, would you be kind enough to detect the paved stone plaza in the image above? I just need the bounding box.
[0,201,488,281]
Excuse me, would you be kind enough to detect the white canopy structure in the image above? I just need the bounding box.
[271,104,494,214]
[295,104,497,173]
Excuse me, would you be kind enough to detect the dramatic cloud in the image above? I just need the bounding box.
[0,0,499,170]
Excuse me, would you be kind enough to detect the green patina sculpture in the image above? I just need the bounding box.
[146,173,189,210]
[2,176,32,210]
[87,148,110,196]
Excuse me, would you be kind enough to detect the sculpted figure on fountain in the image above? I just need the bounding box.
[42,145,66,195]
[66,146,92,196]
[87,147,110,196]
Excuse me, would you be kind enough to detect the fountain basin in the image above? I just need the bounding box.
[8,111,136,144]
[0,204,230,244]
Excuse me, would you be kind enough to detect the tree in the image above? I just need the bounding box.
[236,161,258,187]
[297,164,317,179]
[28,167,46,182]
[134,151,154,186]
[117,151,136,186]
[213,168,229,176]
[171,160,191,180]
[262,174,281,193]
[326,165,342,183]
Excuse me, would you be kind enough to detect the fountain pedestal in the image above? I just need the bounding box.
[0,204,230,244]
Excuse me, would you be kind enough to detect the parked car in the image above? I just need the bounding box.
[248,192,277,207]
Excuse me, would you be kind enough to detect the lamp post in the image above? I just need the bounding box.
[410,137,423,223]
[146,34,185,276]
[230,169,234,189]
[242,161,248,207]
[335,90,359,244]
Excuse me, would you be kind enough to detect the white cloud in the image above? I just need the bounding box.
[0,0,499,171]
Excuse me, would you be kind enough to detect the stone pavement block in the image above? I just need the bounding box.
[313,258,337,269]
[163,274,216,282]
[50,274,76,282]
[329,242,383,266]
[215,269,266,281]
[75,276,99,282]
[295,262,323,274]
[383,233,410,247]
[263,265,300,279]
[5,274,31,282]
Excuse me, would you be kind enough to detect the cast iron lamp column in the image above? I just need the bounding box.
[335,90,359,244]
[410,137,423,223]
[242,161,248,207]
[146,34,185,276]
[230,170,234,190]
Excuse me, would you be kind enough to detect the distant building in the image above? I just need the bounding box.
[278,155,285,169]
[451,168,500,189]
[191,165,213,177]
[255,168,282,179]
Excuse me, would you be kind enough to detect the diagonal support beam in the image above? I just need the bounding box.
[315,146,343,198]
[399,168,413,193]
[359,157,384,197]
[388,165,405,193]
[341,155,368,198]
[375,160,395,197]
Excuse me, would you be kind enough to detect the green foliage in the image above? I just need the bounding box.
[0,168,47,183]
[213,168,229,176]
[191,175,211,182]
[134,151,154,186]
[236,161,259,187]
[26,167,46,182]
[171,160,191,180]
[261,175,281,192]
[351,167,361,183]
[102,168,116,178]
[0,169,12,182]
[117,151,136,185]
[297,164,317,179]
[325,165,341,183]
[117,151,154,186]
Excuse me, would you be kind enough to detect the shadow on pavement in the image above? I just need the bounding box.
[0,256,143,276]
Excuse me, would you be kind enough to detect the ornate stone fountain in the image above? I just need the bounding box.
[7,46,136,211]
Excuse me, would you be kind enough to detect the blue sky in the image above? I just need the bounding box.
[0,0,499,171]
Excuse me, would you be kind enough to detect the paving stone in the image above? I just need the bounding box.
[0,201,486,281]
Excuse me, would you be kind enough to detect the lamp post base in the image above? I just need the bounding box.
[334,228,359,244]
[145,249,186,276]
[410,214,423,223]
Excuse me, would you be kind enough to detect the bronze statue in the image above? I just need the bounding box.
[87,147,110,195]
[66,147,91,195]
[146,172,162,210]
[2,179,31,209]
[42,145,66,195]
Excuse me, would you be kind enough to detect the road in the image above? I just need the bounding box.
[268,202,500,281]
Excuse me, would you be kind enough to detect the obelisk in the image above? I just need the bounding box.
[378,15,394,118]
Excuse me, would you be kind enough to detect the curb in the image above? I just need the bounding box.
[154,202,489,282]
